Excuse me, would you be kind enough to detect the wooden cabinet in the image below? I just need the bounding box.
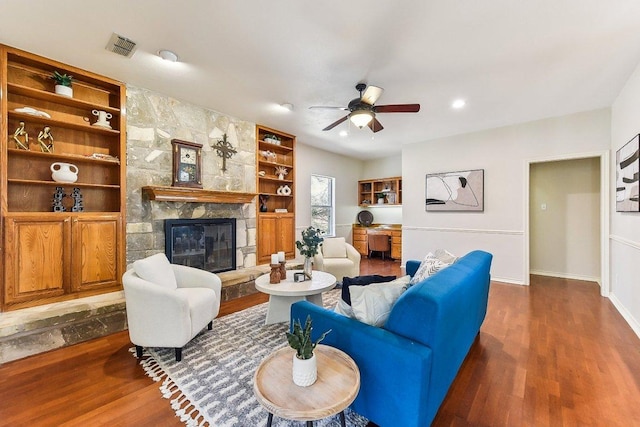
[257,213,295,262]
[256,125,296,264]
[352,224,402,260]
[0,45,126,310]
[390,230,402,260]
[352,226,368,256]
[358,177,402,206]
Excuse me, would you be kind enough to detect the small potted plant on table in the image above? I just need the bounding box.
[286,315,331,387]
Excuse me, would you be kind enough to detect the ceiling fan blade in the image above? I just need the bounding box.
[375,104,421,113]
[368,117,384,133]
[361,85,384,105]
[309,106,349,110]
[322,115,349,131]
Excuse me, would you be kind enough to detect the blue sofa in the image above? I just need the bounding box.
[290,250,493,427]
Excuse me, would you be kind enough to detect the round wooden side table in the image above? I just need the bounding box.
[253,344,360,426]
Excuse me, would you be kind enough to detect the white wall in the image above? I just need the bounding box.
[295,142,363,242]
[402,108,610,283]
[529,158,601,282]
[361,154,403,224]
[610,59,640,337]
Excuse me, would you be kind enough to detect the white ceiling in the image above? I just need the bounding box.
[2,1,640,159]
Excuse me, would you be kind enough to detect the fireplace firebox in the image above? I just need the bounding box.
[165,218,236,274]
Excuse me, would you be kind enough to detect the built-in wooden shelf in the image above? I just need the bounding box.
[142,186,256,204]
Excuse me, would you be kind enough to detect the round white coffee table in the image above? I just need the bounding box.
[255,270,336,325]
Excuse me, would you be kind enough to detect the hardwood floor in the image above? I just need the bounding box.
[1,260,639,426]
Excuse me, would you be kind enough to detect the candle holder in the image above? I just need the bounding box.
[270,264,281,284]
[279,261,287,280]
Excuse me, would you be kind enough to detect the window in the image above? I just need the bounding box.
[310,174,335,236]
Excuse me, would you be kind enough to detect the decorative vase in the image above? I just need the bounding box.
[50,162,78,183]
[377,198,385,204]
[303,256,313,279]
[55,84,73,98]
[292,353,317,387]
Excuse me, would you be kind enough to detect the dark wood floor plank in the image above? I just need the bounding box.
[1,262,639,427]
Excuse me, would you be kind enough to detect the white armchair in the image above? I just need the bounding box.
[313,237,361,282]
[123,253,222,361]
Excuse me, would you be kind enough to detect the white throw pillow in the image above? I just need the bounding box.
[334,299,354,318]
[434,249,458,265]
[409,253,448,285]
[133,253,177,290]
[350,275,411,326]
[322,237,347,258]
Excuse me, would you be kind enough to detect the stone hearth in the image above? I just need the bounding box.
[0,265,271,364]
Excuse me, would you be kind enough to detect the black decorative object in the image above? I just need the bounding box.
[52,186,66,212]
[213,133,237,172]
[259,194,269,212]
[70,187,84,212]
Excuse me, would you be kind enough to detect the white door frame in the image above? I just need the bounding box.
[523,150,610,296]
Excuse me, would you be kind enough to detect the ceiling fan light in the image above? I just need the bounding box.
[350,110,374,128]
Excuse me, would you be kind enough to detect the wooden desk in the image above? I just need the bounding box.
[353,224,402,260]
[253,345,360,426]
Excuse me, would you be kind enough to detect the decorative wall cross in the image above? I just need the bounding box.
[213,133,237,172]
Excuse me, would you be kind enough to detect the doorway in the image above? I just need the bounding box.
[524,151,610,295]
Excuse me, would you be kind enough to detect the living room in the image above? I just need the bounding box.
[1,1,640,426]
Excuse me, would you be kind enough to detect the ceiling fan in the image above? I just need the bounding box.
[309,83,420,133]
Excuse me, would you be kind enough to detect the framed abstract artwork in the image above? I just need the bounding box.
[616,134,639,212]
[426,169,484,212]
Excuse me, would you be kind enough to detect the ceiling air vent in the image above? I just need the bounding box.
[105,33,137,58]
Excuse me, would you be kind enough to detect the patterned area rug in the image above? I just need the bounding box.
[136,289,369,427]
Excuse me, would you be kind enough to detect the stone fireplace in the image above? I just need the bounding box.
[124,84,257,269]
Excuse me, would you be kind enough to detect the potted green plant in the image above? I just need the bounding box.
[286,315,331,386]
[51,71,73,98]
[375,192,386,204]
[295,226,323,278]
[263,133,281,145]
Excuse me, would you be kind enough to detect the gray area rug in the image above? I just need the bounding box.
[136,289,369,427]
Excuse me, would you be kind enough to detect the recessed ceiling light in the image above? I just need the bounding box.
[279,103,294,111]
[452,99,466,109]
[158,49,178,62]
[339,130,348,137]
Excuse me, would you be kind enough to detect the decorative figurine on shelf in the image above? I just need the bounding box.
[13,121,29,150]
[213,133,237,172]
[70,187,84,212]
[38,126,54,153]
[259,194,269,212]
[274,166,288,180]
[260,150,277,161]
[52,187,66,212]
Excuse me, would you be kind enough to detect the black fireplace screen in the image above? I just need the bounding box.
[165,218,236,273]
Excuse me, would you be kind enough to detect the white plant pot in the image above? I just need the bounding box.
[55,85,73,98]
[292,353,317,387]
[377,198,385,204]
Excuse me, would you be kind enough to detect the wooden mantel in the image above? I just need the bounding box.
[142,186,256,204]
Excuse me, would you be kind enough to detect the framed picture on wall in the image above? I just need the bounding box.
[616,134,639,212]
[426,169,484,212]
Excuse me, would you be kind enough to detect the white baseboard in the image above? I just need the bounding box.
[608,293,640,339]
[491,276,525,286]
[530,269,601,286]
